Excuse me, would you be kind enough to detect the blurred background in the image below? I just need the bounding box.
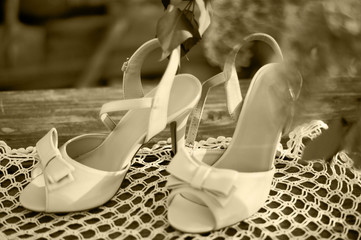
[1,0,361,93]
[0,0,217,90]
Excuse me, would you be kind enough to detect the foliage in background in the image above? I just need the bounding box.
[203,0,361,90]
[156,0,212,58]
[203,0,286,68]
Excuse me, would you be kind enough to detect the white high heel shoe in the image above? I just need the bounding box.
[166,34,302,233]
[186,33,285,165]
[20,38,202,212]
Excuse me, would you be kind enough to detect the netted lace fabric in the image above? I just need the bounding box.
[0,121,360,240]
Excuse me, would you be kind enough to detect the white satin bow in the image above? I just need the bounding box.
[35,128,75,191]
[167,149,238,206]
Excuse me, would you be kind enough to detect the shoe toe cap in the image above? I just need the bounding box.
[20,176,46,212]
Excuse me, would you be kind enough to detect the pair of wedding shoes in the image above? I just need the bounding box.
[19,34,302,234]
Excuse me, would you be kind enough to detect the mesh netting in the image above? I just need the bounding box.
[1,121,360,240]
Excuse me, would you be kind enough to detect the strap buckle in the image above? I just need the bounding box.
[121,58,130,72]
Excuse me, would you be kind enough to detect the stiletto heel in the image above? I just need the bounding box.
[170,110,191,154]
[170,121,178,154]
[19,39,202,213]
[166,33,302,233]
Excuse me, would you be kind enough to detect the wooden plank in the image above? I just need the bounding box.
[1,78,361,149]
[0,87,122,148]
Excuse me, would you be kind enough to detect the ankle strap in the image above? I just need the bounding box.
[242,33,283,61]
[122,39,161,99]
[186,33,283,147]
[105,38,181,141]
[223,33,284,118]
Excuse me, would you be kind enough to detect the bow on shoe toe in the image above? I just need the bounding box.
[166,147,275,233]
[167,149,239,207]
[35,129,75,191]
[20,128,129,212]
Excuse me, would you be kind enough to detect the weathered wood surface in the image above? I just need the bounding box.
[1,78,361,149]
